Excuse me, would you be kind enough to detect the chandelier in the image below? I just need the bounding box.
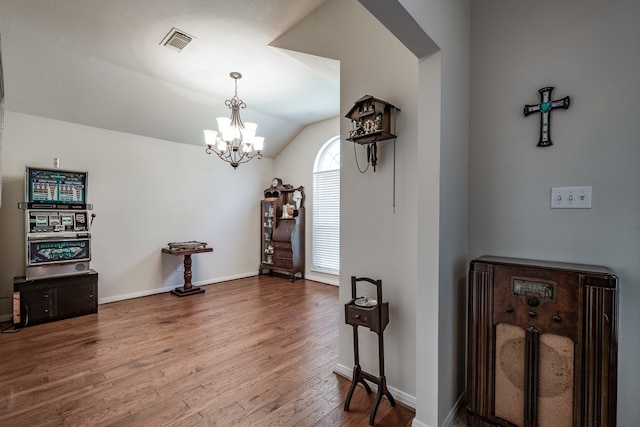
[204,72,264,169]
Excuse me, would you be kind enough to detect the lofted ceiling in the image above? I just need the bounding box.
[0,0,340,158]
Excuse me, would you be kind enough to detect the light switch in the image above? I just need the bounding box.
[551,186,592,209]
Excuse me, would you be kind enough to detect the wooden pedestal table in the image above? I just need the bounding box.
[162,247,213,296]
[344,276,395,425]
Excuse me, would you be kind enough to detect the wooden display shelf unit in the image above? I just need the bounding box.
[259,178,305,282]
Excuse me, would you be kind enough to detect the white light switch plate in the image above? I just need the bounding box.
[551,186,592,209]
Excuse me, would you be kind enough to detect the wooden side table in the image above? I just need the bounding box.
[162,246,213,296]
[344,276,395,425]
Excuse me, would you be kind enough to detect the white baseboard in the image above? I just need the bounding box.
[329,370,466,427]
[441,392,465,427]
[98,285,174,304]
[411,419,430,427]
[334,362,417,409]
[97,271,258,304]
[2,269,315,320]
[306,271,339,286]
[4,270,297,316]
[411,391,465,427]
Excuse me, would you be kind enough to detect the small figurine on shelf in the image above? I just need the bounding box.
[282,204,293,218]
[265,244,274,264]
[293,190,303,210]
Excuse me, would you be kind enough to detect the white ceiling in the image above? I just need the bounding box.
[0,0,340,158]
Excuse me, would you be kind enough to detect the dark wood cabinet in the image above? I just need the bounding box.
[466,256,618,427]
[259,178,304,282]
[13,270,98,327]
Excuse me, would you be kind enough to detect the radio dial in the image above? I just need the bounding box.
[527,297,540,307]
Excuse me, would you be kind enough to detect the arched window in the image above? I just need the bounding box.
[313,136,340,274]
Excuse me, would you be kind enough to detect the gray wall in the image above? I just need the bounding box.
[275,1,471,425]
[469,1,640,425]
[396,2,471,425]
[272,0,423,409]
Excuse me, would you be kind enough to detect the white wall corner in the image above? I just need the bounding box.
[411,391,464,427]
[441,392,466,427]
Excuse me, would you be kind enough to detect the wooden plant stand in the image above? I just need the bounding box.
[344,276,395,425]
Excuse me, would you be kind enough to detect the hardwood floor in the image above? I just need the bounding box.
[0,275,415,426]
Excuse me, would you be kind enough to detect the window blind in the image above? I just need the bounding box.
[313,169,340,273]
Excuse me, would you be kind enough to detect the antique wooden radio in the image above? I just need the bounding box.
[467,256,618,427]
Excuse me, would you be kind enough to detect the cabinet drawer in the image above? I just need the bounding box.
[274,250,293,259]
[22,290,55,320]
[274,258,293,270]
[345,305,378,328]
[273,242,292,251]
[345,305,373,327]
[58,282,97,316]
[344,302,388,334]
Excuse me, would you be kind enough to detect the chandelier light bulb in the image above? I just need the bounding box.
[203,130,217,147]
[253,136,264,152]
[242,122,258,140]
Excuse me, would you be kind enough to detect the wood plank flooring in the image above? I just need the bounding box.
[0,275,415,426]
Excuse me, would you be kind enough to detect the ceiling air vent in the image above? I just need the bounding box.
[160,27,194,52]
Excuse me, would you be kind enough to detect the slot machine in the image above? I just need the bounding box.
[18,167,94,279]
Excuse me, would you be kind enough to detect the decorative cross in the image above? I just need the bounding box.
[523,87,570,147]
